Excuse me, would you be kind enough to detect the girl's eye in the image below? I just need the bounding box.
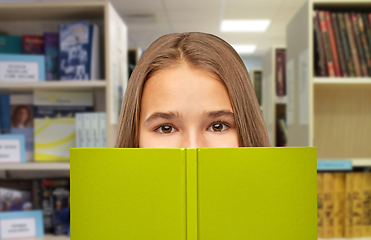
[156,125,176,134]
[208,122,229,132]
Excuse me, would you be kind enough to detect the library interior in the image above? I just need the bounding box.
[0,0,370,239]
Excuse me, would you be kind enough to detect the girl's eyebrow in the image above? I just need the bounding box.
[144,111,180,125]
[206,110,234,118]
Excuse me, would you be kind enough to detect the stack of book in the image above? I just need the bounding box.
[314,10,371,77]
[317,171,371,238]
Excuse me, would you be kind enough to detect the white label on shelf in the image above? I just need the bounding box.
[0,218,36,239]
[0,139,21,163]
[286,59,294,125]
[0,61,39,82]
[299,49,309,125]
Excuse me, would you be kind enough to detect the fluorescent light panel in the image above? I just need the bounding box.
[221,20,270,32]
[232,45,257,54]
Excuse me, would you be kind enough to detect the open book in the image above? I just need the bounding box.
[71,147,316,239]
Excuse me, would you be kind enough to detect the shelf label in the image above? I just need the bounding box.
[0,218,36,239]
[317,160,352,170]
[0,61,39,82]
[0,139,21,163]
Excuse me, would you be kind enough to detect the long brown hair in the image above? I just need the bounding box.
[115,32,270,147]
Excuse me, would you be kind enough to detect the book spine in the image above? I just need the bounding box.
[0,94,11,134]
[98,113,106,148]
[332,13,348,77]
[358,13,371,76]
[351,12,368,76]
[353,172,363,237]
[345,13,362,77]
[91,113,99,148]
[363,13,371,75]
[363,172,371,237]
[326,11,342,77]
[324,172,334,238]
[318,172,324,238]
[314,11,328,76]
[345,172,353,238]
[75,113,84,148]
[319,11,336,77]
[275,49,285,96]
[334,173,345,237]
[338,13,355,77]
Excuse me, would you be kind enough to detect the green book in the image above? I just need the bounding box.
[71,147,317,240]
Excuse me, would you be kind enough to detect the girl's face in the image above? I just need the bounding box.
[139,64,239,148]
[16,108,28,124]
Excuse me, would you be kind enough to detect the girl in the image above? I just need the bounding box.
[115,32,270,148]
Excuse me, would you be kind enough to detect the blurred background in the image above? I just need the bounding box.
[0,0,370,239]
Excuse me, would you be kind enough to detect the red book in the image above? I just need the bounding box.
[345,13,362,77]
[325,11,341,77]
[319,11,336,77]
[22,35,44,54]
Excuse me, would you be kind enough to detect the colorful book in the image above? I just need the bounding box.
[351,13,368,76]
[332,13,348,77]
[319,11,336,77]
[363,172,371,236]
[314,11,327,77]
[71,147,317,239]
[345,172,353,238]
[33,91,93,161]
[44,32,59,81]
[323,172,334,238]
[0,34,22,54]
[10,94,34,162]
[275,49,286,96]
[338,13,355,77]
[325,11,341,77]
[353,172,363,237]
[22,35,44,54]
[363,13,371,75]
[345,13,362,77]
[317,173,324,238]
[333,173,345,237]
[357,13,371,76]
[59,21,100,80]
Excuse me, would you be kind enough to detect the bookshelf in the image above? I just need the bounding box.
[0,1,128,165]
[250,68,263,109]
[286,0,371,167]
[262,46,286,146]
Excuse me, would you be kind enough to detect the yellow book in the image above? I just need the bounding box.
[353,172,363,237]
[71,147,317,239]
[318,173,324,238]
[345,172,353,238]
[334,173,345,238]
[363,172,371,236]
[323,173,334,238]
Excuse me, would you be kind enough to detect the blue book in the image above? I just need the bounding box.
[0,54,45,81]
[59,21,100,80]
[0,94,10,134]
[44,32,59,81]
[0,34,22,54]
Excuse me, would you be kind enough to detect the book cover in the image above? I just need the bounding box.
[22,35,44,54]
[332,13,348,77]
[0,94,10,134]
[363,172,371,236]
[98,113,106,148]
[59,21,100,80]
[353,172,363,237]
[0,34,22,54]
[10,94,34,162]
[319,11,336,77]
[314,11,327,77]
[0,180,33,212]
[275,49,286,96]
[325,11,341,77]
[317,173,324,238]
[338,13,355,77]
[345,172,353,238]
[345,13,362,77]
[351,13,368,77]
[333,173,345,237]
[357,13,371,76]
[71,147,317,239]
[44,32,59,81]
[33,91,93,161]
[323,172,334,238]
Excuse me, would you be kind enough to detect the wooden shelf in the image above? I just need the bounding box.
[0,80,106,91]
[0,162,70,171]
[314,78,371,85]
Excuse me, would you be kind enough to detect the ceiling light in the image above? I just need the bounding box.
[221,20,270,32]
[232,45,257,54]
